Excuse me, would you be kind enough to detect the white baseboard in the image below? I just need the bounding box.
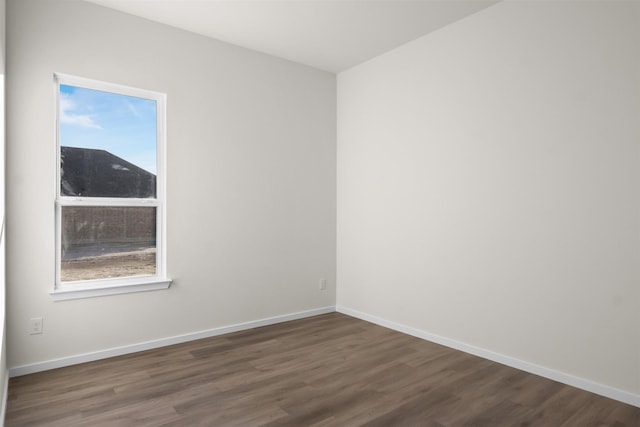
[336,305,640,409]
[8,306,335,378]
[0,373,7,427]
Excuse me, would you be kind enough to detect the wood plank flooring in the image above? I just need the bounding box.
[6,313,640,426]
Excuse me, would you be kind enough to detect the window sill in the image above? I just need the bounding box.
[50,278,172,301]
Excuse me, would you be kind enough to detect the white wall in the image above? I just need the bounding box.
[0,0,4,73]
[0,0,7,420]
[338,0,640,399]
[6,0,336,369]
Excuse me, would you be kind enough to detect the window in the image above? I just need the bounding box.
[52,74,170,300]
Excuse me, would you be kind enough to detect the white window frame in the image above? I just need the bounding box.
[51,73,171,301]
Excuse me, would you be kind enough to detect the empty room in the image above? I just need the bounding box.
[1,0,639,425]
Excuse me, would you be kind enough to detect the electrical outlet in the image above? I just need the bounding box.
[30,317,43,335]
[319,278,327,291]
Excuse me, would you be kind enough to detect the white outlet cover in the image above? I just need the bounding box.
[30,317,43,335]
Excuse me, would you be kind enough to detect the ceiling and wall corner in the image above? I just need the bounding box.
[84,0,500,73]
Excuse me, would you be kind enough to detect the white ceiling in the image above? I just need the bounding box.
[85,0,499,73]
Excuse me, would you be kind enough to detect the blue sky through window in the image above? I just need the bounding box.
[59,84,157,174]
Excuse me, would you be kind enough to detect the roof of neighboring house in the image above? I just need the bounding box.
[61,146,156,198]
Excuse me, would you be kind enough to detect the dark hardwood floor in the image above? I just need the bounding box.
[6,313,640,426]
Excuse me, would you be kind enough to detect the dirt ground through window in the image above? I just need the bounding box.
[61,248,156,282]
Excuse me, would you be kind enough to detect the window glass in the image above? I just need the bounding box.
[59,85,157,198]
[61,206,157,282]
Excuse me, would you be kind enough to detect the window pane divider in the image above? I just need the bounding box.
[57,197,159,207]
